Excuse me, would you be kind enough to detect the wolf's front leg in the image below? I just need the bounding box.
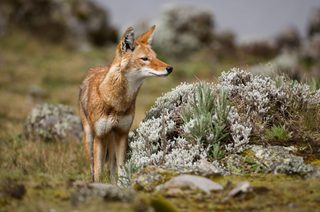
[93,136,107,182]
[115,131,128,177]
[107,133,117,183]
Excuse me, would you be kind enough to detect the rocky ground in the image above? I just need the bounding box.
[1,163,320,211]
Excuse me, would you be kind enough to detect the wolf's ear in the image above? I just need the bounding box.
[118,27,135,54]
[136,25,156,45]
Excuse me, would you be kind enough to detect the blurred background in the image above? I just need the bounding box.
[0,0,319,133]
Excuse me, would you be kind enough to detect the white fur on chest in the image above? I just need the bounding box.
[117,114,133,131]
[95,117,114,137]
[94,115,133,136]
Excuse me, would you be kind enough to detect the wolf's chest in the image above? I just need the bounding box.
[94,114,133,136]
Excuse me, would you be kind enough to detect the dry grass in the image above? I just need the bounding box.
[0,135,88,181]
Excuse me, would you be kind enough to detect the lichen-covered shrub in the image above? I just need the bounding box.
[307,7,320,38]
[248,52,299,80]
[0,0,118,47]
[250,145,314,175]
[129,83,206,170]
[222,145,314,175]
[153,5,214,57]
[128,69,320,174]
[23,103,82,141]
[217,69,314,134]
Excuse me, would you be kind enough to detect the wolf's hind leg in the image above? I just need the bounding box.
[80,109,95,182]
[86,128,94,182]
[93,136,107,182]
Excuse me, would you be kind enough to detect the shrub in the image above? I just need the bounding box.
[23,103,82,141]
[128,83,208,170]
[128,68,320,172]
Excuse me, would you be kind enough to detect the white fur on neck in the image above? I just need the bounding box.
[141,68,168,77]
[125,70,145,98]
[124,67,168,97]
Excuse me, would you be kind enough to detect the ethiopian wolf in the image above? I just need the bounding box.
[79,25,173,182]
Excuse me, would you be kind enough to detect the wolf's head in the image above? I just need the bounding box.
[114,25,173,79]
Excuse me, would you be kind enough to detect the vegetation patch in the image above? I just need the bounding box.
[128,69,320,177]
[265,125,291,142]
[181,84,230,160]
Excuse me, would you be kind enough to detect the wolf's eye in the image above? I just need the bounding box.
[140,57,149,61]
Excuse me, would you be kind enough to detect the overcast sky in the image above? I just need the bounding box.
[95,0,319,42]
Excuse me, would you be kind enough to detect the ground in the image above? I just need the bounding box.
[1,139,319,211]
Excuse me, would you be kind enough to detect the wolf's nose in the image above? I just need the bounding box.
[166,66,173,74]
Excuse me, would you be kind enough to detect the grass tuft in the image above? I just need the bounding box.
[265,126,291,142]
[118,161,140,187]
[181,83,230,159]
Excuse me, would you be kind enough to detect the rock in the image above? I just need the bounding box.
[308,167,320,178]
[153,5,214,57]
[0,179,26,200]
[156,174,223,194]
[133,166,175,192]
[71,181,134,205]
[212,30,237,58]
[228,181,251,197]
[23,103,82,141]
[250,145,314,175]
[28,85,46,103]
[249,51,300,80]
[222,145,316,176]
[164,187,184,197]
[197,159,226,176]
[222,154,266,175]
[134,171,163,192]
[0,2,10,36]
[0,0,117,47]
[302,34,320,62]
[223,181,252,202]
[307,8,320,38]
[275,27,300,50]
[240,40,278,59]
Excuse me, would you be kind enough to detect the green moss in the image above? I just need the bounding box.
[150,195,178,212]
[310,160,320,167]
[173,174,320,211]
[241,149,255,157]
